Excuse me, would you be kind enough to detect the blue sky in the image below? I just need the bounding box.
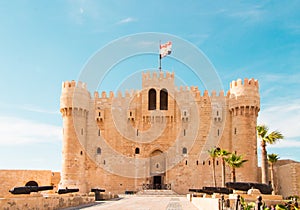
[0,1,299,171]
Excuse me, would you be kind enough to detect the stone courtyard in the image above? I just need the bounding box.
[67,196,199,210]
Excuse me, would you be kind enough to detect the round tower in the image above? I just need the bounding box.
[59,80,90,193]
[229,78,260,182]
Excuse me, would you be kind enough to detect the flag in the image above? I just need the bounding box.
[160,41,172,58]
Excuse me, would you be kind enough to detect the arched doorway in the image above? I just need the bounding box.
[150,149,166,189]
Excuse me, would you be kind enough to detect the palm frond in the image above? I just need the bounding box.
[225,153,248,168]
[208,148,218,158]
[268,153,279,163]
[266,131,284,144]
[256,125,269,138]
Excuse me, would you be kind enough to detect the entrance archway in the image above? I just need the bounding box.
[150,150,165,189]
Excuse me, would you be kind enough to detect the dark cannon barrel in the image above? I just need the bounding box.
[9,186,54,195]
[37,186,54,191]
[188,189,208,194]
[91,188,105,192]
[189,187,233,195]
[226,182,272,194]
[57,188,79,194]
[202,187,233,194]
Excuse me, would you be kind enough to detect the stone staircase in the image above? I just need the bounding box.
[136,189,181,196]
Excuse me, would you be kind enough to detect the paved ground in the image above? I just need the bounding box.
[78,196,198,210]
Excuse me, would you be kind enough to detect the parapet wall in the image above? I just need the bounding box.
[0,195,94,210]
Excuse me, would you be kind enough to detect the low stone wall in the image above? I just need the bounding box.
[0,194,95,210]
[0,170,60,198]
[188,195,219,210]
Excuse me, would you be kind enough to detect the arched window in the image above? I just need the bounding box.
[182,147,187,155]
[160,89,168,110]
[97,147,101,155]
[148,89,156,110]
[135,147,140,154]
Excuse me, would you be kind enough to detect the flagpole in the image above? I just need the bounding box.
[159,40,161,71]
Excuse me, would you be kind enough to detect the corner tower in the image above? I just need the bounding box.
[229,78,260,182]
[59,80,91,193]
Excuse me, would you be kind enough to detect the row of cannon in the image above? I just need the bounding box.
[9,186,105,195]
[189,182,273,195]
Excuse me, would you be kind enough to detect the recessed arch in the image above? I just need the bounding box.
[148,88,156,110]
[25,181,38,187]
[160,88,168,110]
[150,149,163,157]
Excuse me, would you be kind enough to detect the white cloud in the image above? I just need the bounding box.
[117,17,137,24]
[0,116,62,145]
[258,99,300,139]
[228,4,265,22]
[268,139,300,148]
[21,104,59,114]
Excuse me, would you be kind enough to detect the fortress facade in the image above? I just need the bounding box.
[59,71,260,194]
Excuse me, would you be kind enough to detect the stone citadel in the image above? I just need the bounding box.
[59,71,261,194]
[0,70,299,209]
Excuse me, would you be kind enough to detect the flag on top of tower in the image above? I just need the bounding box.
[160,41,172,58]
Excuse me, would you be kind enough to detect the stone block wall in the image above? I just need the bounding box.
[0,170,59,198]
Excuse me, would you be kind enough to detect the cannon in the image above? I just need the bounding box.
[202,187,233,194]
[57,188,79,194]
[226,182,272,194]
[189,188,211,194]
[9,186,54,195]
[189,187,233,195]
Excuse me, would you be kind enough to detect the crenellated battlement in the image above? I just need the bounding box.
[60,80,90,112]
[62,80,87,89]
[229,78,260,112]
[230,78,259,89]
[142,71,174,80]
[94,90,139,99]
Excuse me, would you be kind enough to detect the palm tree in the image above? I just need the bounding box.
[256,125,284,184]
[217,148,231,187]
[225,153,248,182]
[268,153,279,194]
[208,147,219,187]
